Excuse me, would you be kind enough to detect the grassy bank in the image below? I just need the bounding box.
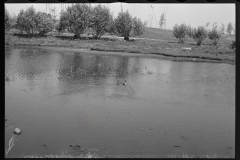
[5,28,235,64]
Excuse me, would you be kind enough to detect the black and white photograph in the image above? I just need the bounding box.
[5,2,235,158]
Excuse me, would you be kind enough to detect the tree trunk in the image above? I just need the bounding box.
[73,34,78,39]
[124,37,129,41]
[197,41,202,46]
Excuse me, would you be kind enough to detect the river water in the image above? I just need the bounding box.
[5,46,235,158]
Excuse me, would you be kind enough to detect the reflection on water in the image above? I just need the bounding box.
[5,46,235,157]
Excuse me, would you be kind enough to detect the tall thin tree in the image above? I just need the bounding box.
[227,22,233,35]
[159,13,165,29]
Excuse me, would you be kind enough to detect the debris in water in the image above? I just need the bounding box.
[179,134,189,141]
[69,144,101,157]
[227,146,233,150]
[134,127,153,132]
[70,144,81,149]
[174,145,181,148]
[13,128,21,135]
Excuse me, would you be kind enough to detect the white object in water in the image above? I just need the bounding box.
[13,128,21,135]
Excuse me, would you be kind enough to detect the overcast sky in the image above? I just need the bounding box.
[5,3,235,30]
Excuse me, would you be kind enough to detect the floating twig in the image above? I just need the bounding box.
[5,134,18,156]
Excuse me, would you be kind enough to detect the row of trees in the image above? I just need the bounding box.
[5,4,146,40]
[172,23,231,46]
[5,6,56,36]
[5,4,234,45]
[16,6,55,36]
[206,22,235,35]
[58,4,145,40]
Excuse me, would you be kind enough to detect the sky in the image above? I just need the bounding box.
[5,3,235,30]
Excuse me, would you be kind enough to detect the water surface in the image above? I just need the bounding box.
[5,46,235,157]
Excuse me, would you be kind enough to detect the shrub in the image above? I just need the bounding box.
[58,4,92,38]
[90,4,111,39]
[16,6,54,36]
[189,26,208,46]
[208,27,222,46]
[173,23,191,44]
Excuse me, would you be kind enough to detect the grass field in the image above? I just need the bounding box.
[5,27,235,64]
[138,27,235,45]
